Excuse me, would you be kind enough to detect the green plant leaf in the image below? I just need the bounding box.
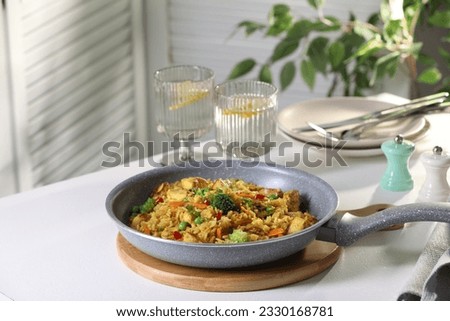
[404,2,422,29]
[269,3,290,17]
[306,37,329,74]
[270,38,299,63]
[354,69,370,89]
[353,20,376,40]
[287,19,313,39]
[369,51,401,86]
[266,4,293,36]
[307,0,324,10]
[311,16,341,32]
[417,67,442,85]
[383,19,403,43]
[351,37,384,60]
[406,42,422,58]
[328,41,345,69]
[379,1,391,23]
[338,32,365,60]
[379,53,400,76]
[258,64,273,84]
[428,10,450,28]
[237,21,266,36]
[280,61,296,90]
[227,59,256,79]
[300,59,316,90]
[367,12,380,25]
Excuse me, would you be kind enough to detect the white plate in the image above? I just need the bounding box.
[278,97,428,149]
[277,130,395,158]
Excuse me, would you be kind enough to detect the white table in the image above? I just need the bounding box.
[1,113,449,301]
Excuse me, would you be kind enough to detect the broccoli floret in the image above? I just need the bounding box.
[131,197,156,214]
[211,193,238,213]
[229,229,249,243]
[194,187,210,197]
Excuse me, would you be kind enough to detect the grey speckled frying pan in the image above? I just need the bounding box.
[105,160,450,268]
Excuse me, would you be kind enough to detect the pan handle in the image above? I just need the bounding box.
[317,202,450,246]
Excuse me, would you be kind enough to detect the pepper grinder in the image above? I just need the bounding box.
[380,135,415,191]
[417,146,450,202]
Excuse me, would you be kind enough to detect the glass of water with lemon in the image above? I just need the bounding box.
[215,80,278,158]
[154,65,215,161]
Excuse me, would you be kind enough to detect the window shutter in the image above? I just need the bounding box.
[6,0,147,189]
[0,3,18,196]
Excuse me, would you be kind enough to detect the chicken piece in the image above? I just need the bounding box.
[166,187,187,201]
[153,182,169,197]
[260,188,282,197]
[287,216,306,234]
[180,177,208,190]
[212,179,227,190]
[284,190,300,212]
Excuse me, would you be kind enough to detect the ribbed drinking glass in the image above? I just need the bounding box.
[215,80,278,158]
[154,65,215,161]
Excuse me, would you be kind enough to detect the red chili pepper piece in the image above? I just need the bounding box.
[173,231,182,240]
[156,197,164,203]
[216,211,222,220]
[255,194,265,200]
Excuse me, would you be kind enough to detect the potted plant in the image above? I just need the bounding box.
[227,0,450,98]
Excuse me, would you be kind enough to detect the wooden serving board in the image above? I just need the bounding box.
[116,203,402,292]
[116,234,341,292]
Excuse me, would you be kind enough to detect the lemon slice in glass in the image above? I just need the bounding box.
[222,97,269,118]
[169,81,209,111]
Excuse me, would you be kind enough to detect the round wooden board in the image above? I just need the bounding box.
[116,233,341,292]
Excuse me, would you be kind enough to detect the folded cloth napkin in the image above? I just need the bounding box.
[398,223,450,301]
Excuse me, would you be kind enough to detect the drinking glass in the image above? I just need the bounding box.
[154,65,215,161]
[215,80,278,158]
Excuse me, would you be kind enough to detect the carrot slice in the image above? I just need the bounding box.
[191,202,208,209]
[268,228,284,237]
[216,227,223,239]
[168,201,185,207]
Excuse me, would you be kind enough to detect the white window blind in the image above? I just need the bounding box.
[6,0,147,190]
[165,0,382,108]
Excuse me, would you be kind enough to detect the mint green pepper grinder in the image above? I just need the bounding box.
[381,135,415,191]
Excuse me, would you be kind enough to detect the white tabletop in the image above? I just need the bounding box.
[0,112,449,301]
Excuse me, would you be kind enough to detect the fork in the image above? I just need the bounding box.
[292,92,449,133]
[308,101,450,141]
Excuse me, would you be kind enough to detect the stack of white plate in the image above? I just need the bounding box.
[277,97,429,157]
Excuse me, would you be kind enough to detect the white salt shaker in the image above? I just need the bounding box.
[417,146,450,202]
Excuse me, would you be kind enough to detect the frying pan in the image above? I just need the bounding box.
[105,160,450,268]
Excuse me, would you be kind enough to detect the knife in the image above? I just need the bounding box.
[339,101,450,141]
[292,92,449,133]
